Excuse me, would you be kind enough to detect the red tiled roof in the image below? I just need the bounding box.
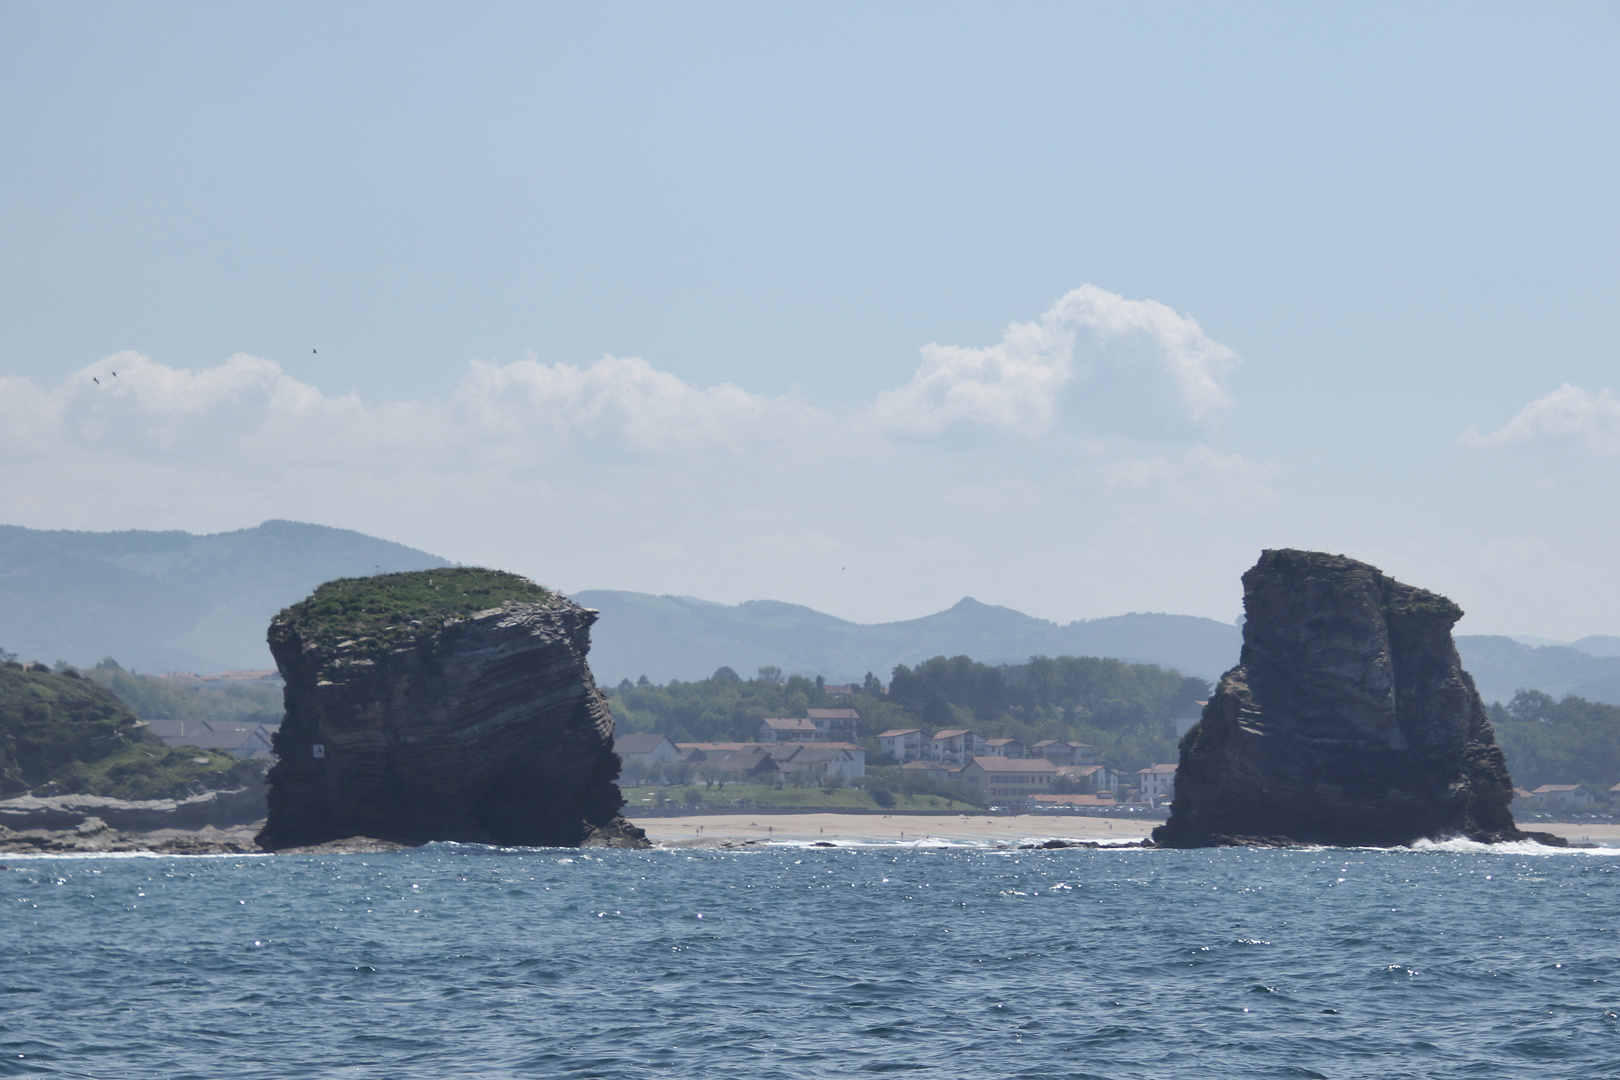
[877,728,922,738]
[806,709,859,719]
[968,756,1056,772]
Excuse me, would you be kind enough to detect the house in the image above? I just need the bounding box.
[930,729,987,765]
[984,738,1025,758]
[757,717,819,742]
[877,728,926,763]
[1030,739,1074,765]
[1137,764,1177,804]
[772,742,866,782]
[806,708,860,742]
[1068,742,1097,766]
[1056,764,1120,793]
[1030,792,1117,810]
[1512,787,1538,806]
[1172,700,1208,738]
[614,733,682,766]
[146,718,279,759]
[822,684,856,698]
[675,743,782,778]
[900,759,955,783]
[957,756,1058,800]
[1530,784,1597,811]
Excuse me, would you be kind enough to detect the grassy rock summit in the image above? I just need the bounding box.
[257,568,647,850]
[1153,550,1562,849]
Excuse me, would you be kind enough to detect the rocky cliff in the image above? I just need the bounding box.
[256,569,647,850]
[1153,550,1562,848]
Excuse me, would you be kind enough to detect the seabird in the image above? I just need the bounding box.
[92,377,99,385]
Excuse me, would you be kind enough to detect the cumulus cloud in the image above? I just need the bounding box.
[1,350,822,468]
[867,284,1237,438]
[1463,384,1620,455]
[0,285,1277,624]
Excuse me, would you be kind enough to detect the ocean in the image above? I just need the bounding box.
[3,840,1618,1079]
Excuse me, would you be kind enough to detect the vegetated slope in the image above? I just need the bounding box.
[577,590,1243,684]
[0,520,450,673]
[1489,691,1620,793]
[1454,636,1620,705]
[0,662,243,799]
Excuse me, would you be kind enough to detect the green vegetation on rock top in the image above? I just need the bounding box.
[276,567,557,653]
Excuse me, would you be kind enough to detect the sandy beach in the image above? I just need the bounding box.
[1536,822,1620,845]
[627,813,1620,849]
[629,812,1158,847]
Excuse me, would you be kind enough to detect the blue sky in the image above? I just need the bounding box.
[2,2,1617,636]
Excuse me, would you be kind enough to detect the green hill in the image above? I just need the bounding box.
[0,662,243,799]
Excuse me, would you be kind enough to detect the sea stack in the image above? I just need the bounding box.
[1153,549,1561,848]
[256,568,647,850]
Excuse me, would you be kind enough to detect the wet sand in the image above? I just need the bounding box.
[1537,822,1620,845]
[629,813,1620,849]
[630,812,1158,847]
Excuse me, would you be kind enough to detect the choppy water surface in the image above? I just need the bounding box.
[3,840,1619,1079]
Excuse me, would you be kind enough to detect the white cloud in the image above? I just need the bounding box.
[1463,383,1620,455]
[0,285,1278,626]
[1,350,821,467]
[867,284,1237,438]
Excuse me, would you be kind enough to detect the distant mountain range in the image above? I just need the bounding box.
[574,591,1244,685]
[5,520,1620,705]
[0,521,449,672]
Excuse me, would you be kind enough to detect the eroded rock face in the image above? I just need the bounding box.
[1153,549,1561,848]
[257,585,646,850]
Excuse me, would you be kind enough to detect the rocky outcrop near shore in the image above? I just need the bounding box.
[0,786,266,833]
[1153,549,1563,849]
[256,569,647,850]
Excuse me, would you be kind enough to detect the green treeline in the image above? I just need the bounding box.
[81,659,283,727]
[1491,690,1620,793]
[608,654,1208,775]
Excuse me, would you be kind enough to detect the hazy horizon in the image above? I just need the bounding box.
[2,3,1616,639]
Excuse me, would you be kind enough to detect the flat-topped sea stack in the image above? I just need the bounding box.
[1153,549,1562,848]
[256,568,647,851]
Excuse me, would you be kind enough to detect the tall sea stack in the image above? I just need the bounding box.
[256,568,647,850]
[1153,549,1561,848]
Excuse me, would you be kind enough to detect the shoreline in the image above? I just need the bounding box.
[4,814,1617,857]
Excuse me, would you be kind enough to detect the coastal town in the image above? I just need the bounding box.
[119,682,1619,818]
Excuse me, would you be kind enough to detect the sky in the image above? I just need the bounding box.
[1,1,1617,637]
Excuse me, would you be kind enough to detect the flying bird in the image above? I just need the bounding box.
[92,377,99,385]
[111,371,116,377]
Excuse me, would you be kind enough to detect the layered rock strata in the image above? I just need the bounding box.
[1153,549,1562,848]
[256,573,646,850]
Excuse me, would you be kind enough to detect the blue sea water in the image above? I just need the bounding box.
[3,840,1619,1079]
